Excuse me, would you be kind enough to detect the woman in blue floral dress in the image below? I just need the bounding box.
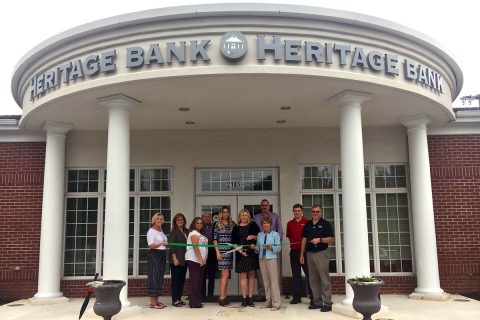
[214,206,236,306]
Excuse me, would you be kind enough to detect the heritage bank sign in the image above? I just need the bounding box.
[28,32,444,101]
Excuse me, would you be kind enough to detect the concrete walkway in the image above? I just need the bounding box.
[1,295,479,320]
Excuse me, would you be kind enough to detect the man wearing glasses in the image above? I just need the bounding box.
[300,204,335,312]
[253,199,283,301]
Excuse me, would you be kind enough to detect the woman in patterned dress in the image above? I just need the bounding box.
[232,209,259,307]
[213,206,236,306]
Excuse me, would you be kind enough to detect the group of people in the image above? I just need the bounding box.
[146,199,335,312]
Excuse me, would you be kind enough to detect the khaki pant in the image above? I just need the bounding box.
[259,258,281,308]
[256,256,281,296]
[306,250,332,306]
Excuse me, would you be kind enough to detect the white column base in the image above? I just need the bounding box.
[342,296,353,305]
[409,292,451,301]
[333,303,389,319]
[28,296,69,305]
[121,298,132,308]
[84,304,142,319]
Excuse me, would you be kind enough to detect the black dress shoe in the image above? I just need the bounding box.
[320,305,332,312]
[218,299,229,307]
[240,298,248,307]
[290,298,301,304]
[308,304,321,309]
[190,304,204,308]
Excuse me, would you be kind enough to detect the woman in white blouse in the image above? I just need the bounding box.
[147,212,168,309]
[185,217,208,308]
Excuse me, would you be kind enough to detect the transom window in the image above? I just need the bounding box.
[68,170,99,192]
[301,163,412,275]
[64,167,172,278]
[301,165,333,189]
[140,168,171,192]
[374,165,406,188]
[199,169,276,193]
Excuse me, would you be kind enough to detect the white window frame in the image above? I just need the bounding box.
[63,167,173,280]
[300,163,414,276]
[196,167,279,195]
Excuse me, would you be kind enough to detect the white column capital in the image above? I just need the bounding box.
[97,94,141,111]
[400,115,431,130]
[43,121,73,135]
[329,90,371,107]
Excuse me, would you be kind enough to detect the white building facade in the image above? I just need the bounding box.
[9,3,465,308]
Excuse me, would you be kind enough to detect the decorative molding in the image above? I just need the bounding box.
[97,94,141,111]
[328,90,372,107]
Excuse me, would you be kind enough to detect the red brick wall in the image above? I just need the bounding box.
[429,135,480,294]
[3,135,479,300]
[0,142,45,301]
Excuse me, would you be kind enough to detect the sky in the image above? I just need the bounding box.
[2,0,479,115]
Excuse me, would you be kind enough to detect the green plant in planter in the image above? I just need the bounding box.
[350,275,381,283]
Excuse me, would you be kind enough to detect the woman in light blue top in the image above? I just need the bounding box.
[253,216,282,311]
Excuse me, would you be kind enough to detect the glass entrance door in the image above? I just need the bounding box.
[237,195,279,219]
[196,196,238,296]
[195,195,279,296]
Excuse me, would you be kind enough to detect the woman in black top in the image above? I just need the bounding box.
[232,208,260,307]
[169,213,188,307]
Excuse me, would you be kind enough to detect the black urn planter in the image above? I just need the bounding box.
[93,280,126,320]
[347,278,384,320]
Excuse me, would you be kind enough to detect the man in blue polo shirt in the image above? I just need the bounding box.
[300,204,335,312]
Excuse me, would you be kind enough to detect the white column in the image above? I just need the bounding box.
[98,94,139,307]
[33,122,72,301]
[401,116,445,297]
[330,91,371,305]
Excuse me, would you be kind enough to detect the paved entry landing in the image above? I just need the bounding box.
[1,294,479,320]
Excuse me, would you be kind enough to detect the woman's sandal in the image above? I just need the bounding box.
[150,302,166,309]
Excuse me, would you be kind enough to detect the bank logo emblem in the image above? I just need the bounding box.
[220,31,248,61]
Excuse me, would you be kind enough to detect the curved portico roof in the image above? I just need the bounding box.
[11,3,463,131]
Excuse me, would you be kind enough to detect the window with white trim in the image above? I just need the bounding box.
[300,163,412,275]
[64,167,172,278]
[301,193,337,272]
[199,169,275,193]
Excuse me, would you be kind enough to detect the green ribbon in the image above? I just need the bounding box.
[167,242,240,248]
[166,241,302,248]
